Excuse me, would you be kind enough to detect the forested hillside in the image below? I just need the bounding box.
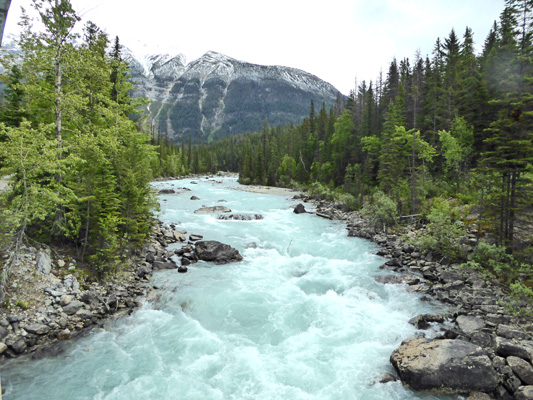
[0,0,156,297]
[184,1,533,302]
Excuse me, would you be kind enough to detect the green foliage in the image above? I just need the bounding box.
[416,199,468,261]
[16,300,29,310]
[0,0,156,282]
[361,190,398,231]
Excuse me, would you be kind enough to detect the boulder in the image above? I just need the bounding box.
[516,386,533,400]
[59,294,72,306]
[23,323,50,335]
[456,315,485,335]
[36,251,52,274]
[0,326,9,340]
[194,206,231,214]
[189,234,204,241]
[158,188,175,194]
[7,336,27,354]
[390,338,499,394]
[75,309,94,319]
[496,337,532,361]
[62,300,84,315]
[507,356,533,385]
[294,203,307,214]
[152,260,178,270]
[195,241,243,264]
[173,231,186,242]
[467,393,492,400]
[218,214,264,221]
[190,196,200,200]
[136,264,152,279]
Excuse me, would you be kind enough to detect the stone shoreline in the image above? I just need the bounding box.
[295,194,533,400]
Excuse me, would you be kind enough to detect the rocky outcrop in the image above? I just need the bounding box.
[194,241,243,264]
[390,338,499,393]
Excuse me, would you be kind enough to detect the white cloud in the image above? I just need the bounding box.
[4,0,505,94]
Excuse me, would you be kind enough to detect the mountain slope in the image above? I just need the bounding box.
[124,49,343,142]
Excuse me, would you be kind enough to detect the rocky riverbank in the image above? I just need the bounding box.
[294,194,533,400]
[0,218,243,362]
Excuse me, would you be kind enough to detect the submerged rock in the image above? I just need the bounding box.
[195,241,243,264]
[390,337,499,394]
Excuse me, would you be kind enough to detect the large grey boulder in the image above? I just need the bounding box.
[23,323,50,335]
[195,241,243,264]
[516,386,533,400]
[508,356,533,385]
[390,338,499,394]
[456,315,485,335]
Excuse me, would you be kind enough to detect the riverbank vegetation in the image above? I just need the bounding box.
[0,0,157,301]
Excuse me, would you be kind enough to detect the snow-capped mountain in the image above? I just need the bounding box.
[124,49,343,142]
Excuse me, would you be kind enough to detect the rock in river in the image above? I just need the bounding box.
[390,337,499,394]
[293,203,307,214]
[194,206,231,214]
[218,214,263,221]
[195,241,243,264]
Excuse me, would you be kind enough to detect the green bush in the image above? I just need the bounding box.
[508,282,533,317]
[416,199,467,261]
[361,190,398,231]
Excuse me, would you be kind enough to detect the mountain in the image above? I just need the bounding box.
[123,49,344,142]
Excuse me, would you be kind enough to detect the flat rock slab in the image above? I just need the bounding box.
[456,315,485,335]
[390,338,499,394]
[194,206,231,214]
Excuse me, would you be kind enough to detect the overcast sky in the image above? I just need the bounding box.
[4,0,505,94]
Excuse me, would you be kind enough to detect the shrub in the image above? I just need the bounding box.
[16,300,29,310]
[361,190,398,232]
[416,199,467,261]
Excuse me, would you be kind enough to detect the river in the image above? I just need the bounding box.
[1,176,451,399]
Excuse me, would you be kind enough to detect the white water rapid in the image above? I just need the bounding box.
[1,176,452,400]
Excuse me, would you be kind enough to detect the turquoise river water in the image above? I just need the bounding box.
[1,176,452,399]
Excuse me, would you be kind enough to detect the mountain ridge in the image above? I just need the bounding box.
[123,48,344,142]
